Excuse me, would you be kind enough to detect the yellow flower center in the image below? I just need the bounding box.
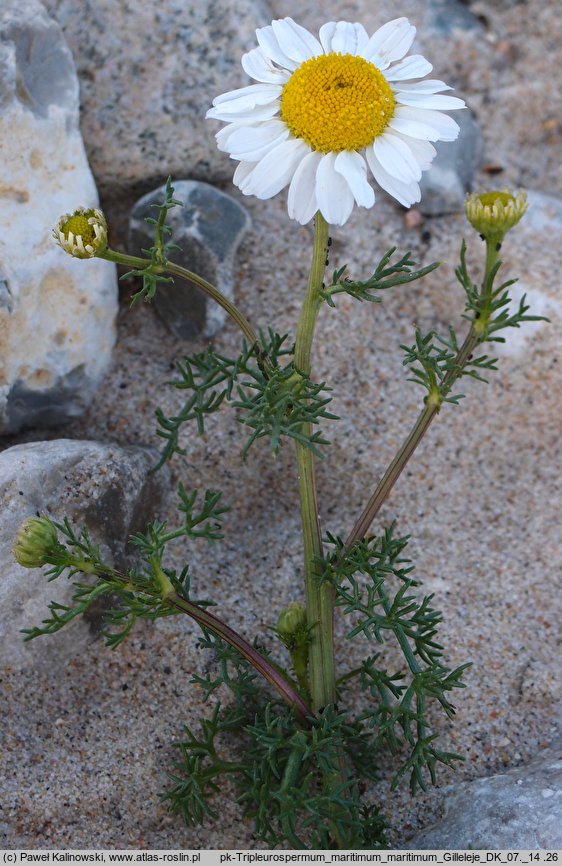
[477,191,515,209]
[62,213,96,245]
[280,53,396,153]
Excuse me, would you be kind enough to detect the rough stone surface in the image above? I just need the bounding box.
[39,0,272,197]
[0,0,118,435]
[419,110,485,215]
[129,181,251,339]
[0,439,170,670]
[522,189,562,233]
[405,741,562,849]
[424,0,483,34]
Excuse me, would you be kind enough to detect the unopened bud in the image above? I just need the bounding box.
[277,601,307,643]
[13,516,63,569]
[465,191,527,242]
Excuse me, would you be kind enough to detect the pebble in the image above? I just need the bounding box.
[129,181,251,339]
[419,110,485,215]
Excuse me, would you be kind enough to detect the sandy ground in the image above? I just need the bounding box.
[2,0,561,850]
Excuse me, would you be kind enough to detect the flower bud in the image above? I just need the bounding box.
[465,191,527,242]
[277,601,307,642]
[13,516,63,569]
[54,207,108,259]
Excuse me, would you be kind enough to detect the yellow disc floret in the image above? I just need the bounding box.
[54,207,108,259]
[280,53,396,153]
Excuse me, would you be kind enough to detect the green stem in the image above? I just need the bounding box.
[346,237,501,549]
[345,326,478,549]
[90,563,313,724]
[167,591,313,724]
[293,212,334,713]
[100,249,259,349]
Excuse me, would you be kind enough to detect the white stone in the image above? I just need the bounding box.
[0,0,117,434]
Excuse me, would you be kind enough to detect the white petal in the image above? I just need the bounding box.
[225,121,290,161]
[373,132,422,183]
[288,151,322,224]
[390,131,437,170]
[271,18,322,63]
[395,91,465,110]
[389,106,460,141]
[241,47,291,84]
[334,151,375,208]
[256,23,299,71]
[207,102,281,123]
[215,122,245,151]
[319,21,369,55]
[233,161,256,187]
[385,55,433,81]
[237,138,310,199]
[362,18,416,68]
[211,83,281,107]
[207,84,282,121]
[366,147,421,207]
[393,79,453,94]
[316,153,355,226]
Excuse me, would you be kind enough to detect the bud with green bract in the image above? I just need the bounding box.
[13,517,64,569]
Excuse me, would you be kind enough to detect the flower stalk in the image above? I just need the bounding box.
[100,248,260,349]
[345,222,510,550]
[293,212,335,712]
[345,325,479,548]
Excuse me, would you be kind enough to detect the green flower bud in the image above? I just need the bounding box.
[465,190,527,242]
[54,207,108,259]
[277,601,307,643]
[13,516,63,569]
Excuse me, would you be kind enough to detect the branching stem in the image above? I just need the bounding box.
[100,249,259,349]
[168,592,312,724]
[346,236,501,549]
[346,327,479,549]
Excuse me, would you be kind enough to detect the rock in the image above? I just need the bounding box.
[0,0,118,435]
[423,0,482,35]
[489,189,562,359]
[0,439,170,670]
[129,181,251,339]
[40,0,272,196]
[405,741,562,849]
[419,110,484,215]
[523,189,562,233]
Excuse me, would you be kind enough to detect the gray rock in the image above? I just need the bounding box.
[129,181,251,339]
[40,0,272,196]
[0,0,118,435]
[419,110,484,215]
[406,741,562,849]
[424,0,482,35]
[0,439,170,670]
[523,189,562,233]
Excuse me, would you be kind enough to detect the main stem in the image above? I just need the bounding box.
[293,213,335,712]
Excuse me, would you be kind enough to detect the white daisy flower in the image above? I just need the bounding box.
[207,17,465,226]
